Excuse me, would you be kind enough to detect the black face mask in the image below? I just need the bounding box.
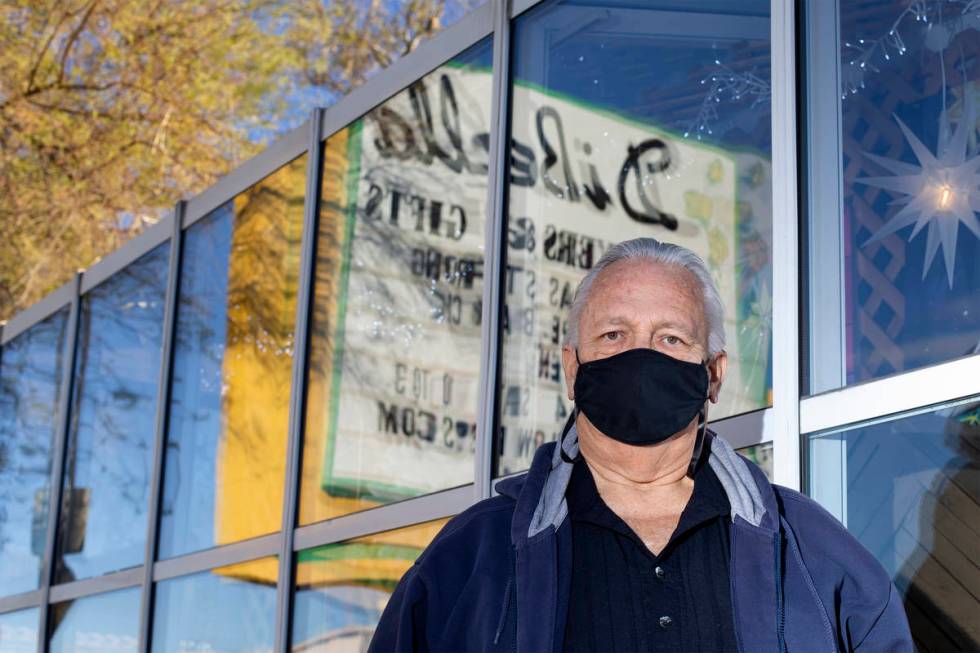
[573,347,709,446]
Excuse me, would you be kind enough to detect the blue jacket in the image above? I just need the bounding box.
[369,428,913,652]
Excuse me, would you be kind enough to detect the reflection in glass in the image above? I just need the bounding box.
[0,309,69,596]
[48,587,140,653]
[300,39,492,525]
[291,519,447,652]
[736,440,772,480]
[804,0,980,393]
[151,557,277,653]
[159,156,307,558]
[0,607,39,653]
[808,398,980,651]
[55,245,169,582]
[496,0,774,475]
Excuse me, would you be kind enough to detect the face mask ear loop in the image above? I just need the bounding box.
[559,407,580,464]
[686,408,709,478]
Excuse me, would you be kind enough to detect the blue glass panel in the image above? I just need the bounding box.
[0,607,39,653]
[48,587,140,653]
[808,398,980,651]
[497,0,774,475]
[291,520,446,652]
[151,558,277,653]
[806,0,980,391]
[158,155,306,559]
[0,308,69,595]
[56,245,169,582]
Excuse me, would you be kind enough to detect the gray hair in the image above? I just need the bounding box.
[565,238,726,356]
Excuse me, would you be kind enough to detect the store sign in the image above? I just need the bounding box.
[320,65,771,494]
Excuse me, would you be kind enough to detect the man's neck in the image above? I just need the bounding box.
[576,414,697,553]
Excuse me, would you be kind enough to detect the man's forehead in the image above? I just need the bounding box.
[588,259,702,302]
[582,260,706,326]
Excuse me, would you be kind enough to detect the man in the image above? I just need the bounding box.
[369,238,913,652]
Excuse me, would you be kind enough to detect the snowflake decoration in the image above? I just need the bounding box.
[857,106,980,287]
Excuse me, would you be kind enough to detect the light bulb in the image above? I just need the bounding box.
[938,184,952,209]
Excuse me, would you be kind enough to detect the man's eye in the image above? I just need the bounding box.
[663,335,682,346]
[602,331,621,341]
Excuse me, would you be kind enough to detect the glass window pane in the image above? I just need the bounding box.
[56,245,169,583]
[803,0,980,393]
[497,0,774,475]
[0,309,69,596]
[291,519,448,651]
[151,557,277,653]
[807,398,980,651]
[736,440,773,480]
[159,156,308,558]
[300,39,493,525]
[48,587,140,653]
[0,607,40,653]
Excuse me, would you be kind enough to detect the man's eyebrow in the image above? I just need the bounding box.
[656,321,699,337]
[594,316,630,326]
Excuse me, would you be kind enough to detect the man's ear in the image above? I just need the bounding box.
[561,345,578,401]
[707,351,728,403]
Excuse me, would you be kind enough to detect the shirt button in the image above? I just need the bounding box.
[655,566,665,579]
[659,616,672,629]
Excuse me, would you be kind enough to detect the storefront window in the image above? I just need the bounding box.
[291,519,447,651]
[48,587,140,653]
[151,558,277,653]
[737,440,773,480]
[56,246,169,582]
[158,156,307,559]
[0,309,69,596]
[808,397,980,651]
[0,607,39,653]
[804,0,980,393]
[497,0,774,475]
[299,39,493,525]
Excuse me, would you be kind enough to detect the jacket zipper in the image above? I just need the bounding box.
[774,532,786,652]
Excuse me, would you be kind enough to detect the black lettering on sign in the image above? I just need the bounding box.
[536,106,579,202]
[578,141,613,210]
[364,182,468,241]
[410,246,482,289]
[510,138,538,188]
[430,289,463,326]
[501,384,531,417]
[371,107,418,160]
[618,138,678,230]
[543,227,602,271]
[538,344,562,382]
[508,216,536,253]
[376,401,445,445]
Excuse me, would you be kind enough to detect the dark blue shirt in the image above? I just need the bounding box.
[563,451,738,652]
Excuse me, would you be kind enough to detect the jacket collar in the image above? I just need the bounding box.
[496,424,780,547]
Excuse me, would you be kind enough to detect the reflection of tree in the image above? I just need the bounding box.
[57,244,168,582]
[898,402,980,651]
[211,155,307,546]
[0,309,68,587]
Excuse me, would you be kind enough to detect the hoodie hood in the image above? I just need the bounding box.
[496,423,778,546]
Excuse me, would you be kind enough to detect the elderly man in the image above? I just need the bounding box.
[369,238,913,652]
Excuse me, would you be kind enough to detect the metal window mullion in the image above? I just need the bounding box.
[803,0,846,394]
[292,485,475,552]
[800,352,980,434]
[770,0,802,490]
[137,204,184,653]
[274,111,324,653]
[36,272,81,653]
[474,0,513,501]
